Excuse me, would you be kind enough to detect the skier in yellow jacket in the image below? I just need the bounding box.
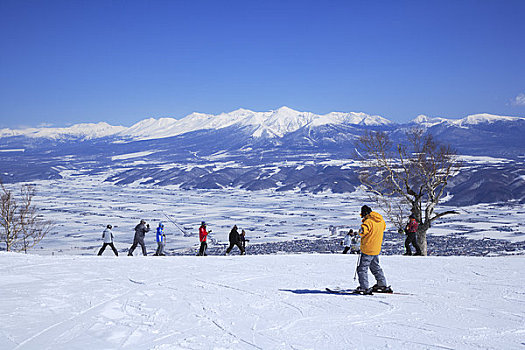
[353,205,392,294]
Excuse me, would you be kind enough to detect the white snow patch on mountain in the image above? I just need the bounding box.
[111,151,158,161]
[0,149,25,152]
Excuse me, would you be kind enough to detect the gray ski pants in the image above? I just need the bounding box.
[357,253,387,289]
[155,242,165,256]
[128,238,147,256]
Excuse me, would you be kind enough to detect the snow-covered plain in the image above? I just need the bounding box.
[7,169,520,256]
[1,253,524,349]
[21,172,524,256]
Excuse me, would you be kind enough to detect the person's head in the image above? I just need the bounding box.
[140,219,146,224]
[360,205,372,218]
[201,221,206,226]
[409,214,415,220]
[159,222,164,228]
[107,224,112,229]
[233,225,237,230]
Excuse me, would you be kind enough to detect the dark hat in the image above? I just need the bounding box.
[140,219,146,224]
[107,224,112,229]
[360,205,372,217]
[409,214,415,219]
[201,221,206,226]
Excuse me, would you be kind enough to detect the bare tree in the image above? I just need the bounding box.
[1,181,53,253]
[356,128,461,255]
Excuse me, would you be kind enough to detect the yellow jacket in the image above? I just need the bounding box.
[359,211,386,255]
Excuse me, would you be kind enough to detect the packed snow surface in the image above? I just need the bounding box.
[1,253,523,349]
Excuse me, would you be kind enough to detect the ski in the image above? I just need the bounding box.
[326,287,412,296]
[326,287,373,295]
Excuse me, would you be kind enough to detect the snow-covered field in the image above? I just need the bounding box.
[1,252,524,349]
[21,173,524,256]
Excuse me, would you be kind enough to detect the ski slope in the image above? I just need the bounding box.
[1,253,523,349]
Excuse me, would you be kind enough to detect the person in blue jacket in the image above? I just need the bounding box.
[154,222,166,256]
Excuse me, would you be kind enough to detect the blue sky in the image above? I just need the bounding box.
[1,0,524,128]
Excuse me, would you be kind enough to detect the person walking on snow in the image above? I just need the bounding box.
[404,214,422,256]
[128,219,150,256]
[342,229,360,254]
[98,224,119,256]
[342,230,353,254]
[225,225,245,255]
[240,229,248,250]
[154,222,166,256]
[353,205,392,293]
[197,221,210,256]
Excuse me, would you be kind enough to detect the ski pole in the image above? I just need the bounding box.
[353,253,361,281]
[162,212,187,236]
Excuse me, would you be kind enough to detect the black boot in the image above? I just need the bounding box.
[371,284,393,293]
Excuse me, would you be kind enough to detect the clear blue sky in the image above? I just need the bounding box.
[1,0,524,128]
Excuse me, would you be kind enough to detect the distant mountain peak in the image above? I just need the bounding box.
[457,113,523,126]
[411,113,524,128]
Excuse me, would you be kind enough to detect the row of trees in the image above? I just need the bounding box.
[1,181,53,253]
[356,128,462,255]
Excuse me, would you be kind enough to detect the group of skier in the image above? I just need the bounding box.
[98,219,249,257]
[97,204,422,295]
[98,219,166,257]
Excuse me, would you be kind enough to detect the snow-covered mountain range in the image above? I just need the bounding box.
[6,107,520,141]
[1,107,524,205]
[0,106,393,140]
[2,107,524,142]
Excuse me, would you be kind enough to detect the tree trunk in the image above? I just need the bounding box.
[417,226,429,256]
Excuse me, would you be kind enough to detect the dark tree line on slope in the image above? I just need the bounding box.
[356,128,462,255]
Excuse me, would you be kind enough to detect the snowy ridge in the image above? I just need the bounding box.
[0,122,127,140]
[411,113,525,128]
[2,109,523,141]
[0,107,392,141]
[122,106,392,140]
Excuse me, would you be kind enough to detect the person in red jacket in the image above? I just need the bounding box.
[197,221,211,256]
[404,214,422,256]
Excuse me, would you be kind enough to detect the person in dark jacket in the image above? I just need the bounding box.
[240,229,248,250]
[128,219,150,256]
[98,224,119,256]
[404,214,422,256]
[225,225,245,255]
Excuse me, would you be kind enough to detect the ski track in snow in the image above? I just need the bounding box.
[1,253,524,349]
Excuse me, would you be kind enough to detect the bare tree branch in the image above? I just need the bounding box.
[355,128,461,255]
[1,181,54,253]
